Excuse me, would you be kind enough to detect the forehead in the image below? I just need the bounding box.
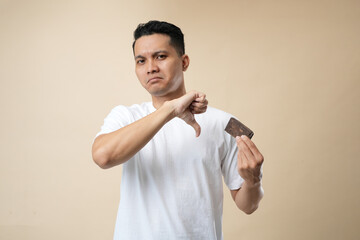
[134,34,176,56]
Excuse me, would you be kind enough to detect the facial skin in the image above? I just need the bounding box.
[133,34,189,103]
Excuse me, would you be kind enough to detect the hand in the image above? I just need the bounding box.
[167,91,208,137]
[236,135,264,186]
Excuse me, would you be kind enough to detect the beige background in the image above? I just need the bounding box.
[1,0,359,239]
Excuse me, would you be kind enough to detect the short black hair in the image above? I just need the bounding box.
[132,20,185,56]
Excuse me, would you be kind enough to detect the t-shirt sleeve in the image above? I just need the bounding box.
[221,132,244,190]
[94,105,133,140]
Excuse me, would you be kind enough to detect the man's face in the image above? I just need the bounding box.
[133,34,188,97]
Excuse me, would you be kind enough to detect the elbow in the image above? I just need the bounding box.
[244,194,264,215]
[92,146,111,169]
[242,194,264,215]
[242,204,259,215]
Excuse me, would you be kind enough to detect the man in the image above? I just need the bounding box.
[92,20,264,240]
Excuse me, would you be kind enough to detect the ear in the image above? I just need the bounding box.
[182,54,190,71]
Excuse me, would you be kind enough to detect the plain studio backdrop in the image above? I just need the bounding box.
[1,0,359,239]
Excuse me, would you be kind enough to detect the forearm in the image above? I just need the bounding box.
[233,181,264,214]
[92,102,175,168]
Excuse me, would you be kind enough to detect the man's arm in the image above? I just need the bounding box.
[92,91,207,169]
[230,135,264,214]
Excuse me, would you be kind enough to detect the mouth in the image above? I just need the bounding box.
[147,77,163,83]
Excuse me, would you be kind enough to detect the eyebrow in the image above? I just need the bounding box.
[134,50,169,60]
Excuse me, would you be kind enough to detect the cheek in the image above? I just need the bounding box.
[164,61,182,77]
[135,68,145,83]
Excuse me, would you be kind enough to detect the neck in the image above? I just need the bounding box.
[152,85,186,109]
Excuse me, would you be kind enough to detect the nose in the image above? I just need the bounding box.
[147,60,159,74]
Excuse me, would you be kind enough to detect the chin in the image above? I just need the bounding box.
[146,83,182,97]
[146,88,167,96]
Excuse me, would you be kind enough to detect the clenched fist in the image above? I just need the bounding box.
[165,91,208,137]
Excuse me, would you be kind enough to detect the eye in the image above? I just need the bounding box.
[136,59,145,64]
[157,55,167,60]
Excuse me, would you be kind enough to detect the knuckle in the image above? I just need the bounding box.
[255,160,262,167]
[257,154,264,163]
[240,162,249,170]
[249,161,257,169]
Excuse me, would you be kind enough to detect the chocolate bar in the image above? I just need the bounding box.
[225,117,254,139]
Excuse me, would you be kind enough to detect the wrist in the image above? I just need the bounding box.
[243,179,262,189]
[160,101,176,122]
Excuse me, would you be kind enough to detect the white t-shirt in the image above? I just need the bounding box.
[95,102,244,240]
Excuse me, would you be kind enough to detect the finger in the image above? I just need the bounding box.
[191,99,208,108]
[190,105,207,114]
[240,135,264,163]
[182,111,201,137]
[182,92,207,112]
[237,141,244,165]
[188,119,201,137]
[237,136,257,168]
[191,109,206,115]
[238,146,249,171]
[179,91,199,109]
[194,98,207,105]
[236,137,246,164]
[194,93,206,102]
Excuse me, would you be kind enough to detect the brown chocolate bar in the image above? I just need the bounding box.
[225,117,254,139]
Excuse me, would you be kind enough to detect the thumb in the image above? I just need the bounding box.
[179,111,201,137]
[188,118,201,137]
